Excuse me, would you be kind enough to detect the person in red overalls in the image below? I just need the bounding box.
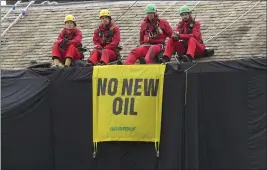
[51,15,84,68]
[87,9,121,66]
[124,4,173,65]
[162,5,206,62]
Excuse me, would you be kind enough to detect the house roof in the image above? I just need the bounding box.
[1,1,266,69]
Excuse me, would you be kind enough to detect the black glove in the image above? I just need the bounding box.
[59,38,70,49]
[77,46,88,52]
[62,38,69,45]
[86,61,94,67]
[117,45,123,51]
[172,32,179,40]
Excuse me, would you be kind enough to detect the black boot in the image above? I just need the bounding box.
[98,61,107,65]
[139,57,146,64]
[181,54,194,62]
[158,55,170,64]
[86,61,95,67]
[117,60,123,65]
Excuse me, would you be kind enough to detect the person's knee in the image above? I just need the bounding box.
[90,49,99,56]
[147,46,156,54]
[188,37,197,43]
[101,49,110,58]
[102,49,112,56]
[53,42,60,48]
[167,38,174,44]
[150,46,157,51]
[125,53,136,64]
[68,44,77,50]
[52,45,61,54]
[150,45,162,54]
[130,48,138,55]
[102,49,108,53]
[126,52,136,61]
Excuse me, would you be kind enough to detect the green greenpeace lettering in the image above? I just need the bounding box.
[110,126,136,131]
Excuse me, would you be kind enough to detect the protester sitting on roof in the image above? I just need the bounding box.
[87,9,121,66]
[124,4,173,65]
[161,5,206,62]
[51,15,84,68]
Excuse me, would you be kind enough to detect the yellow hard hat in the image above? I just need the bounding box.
[99,9,111,18]
[64,15,75,23]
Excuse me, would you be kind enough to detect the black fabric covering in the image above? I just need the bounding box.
[1,57,266,170]
[1,69,53,170]
[183,59,267,170]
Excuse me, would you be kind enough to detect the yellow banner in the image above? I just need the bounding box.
[92,65,165,157]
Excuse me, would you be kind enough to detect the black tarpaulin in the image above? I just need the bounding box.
[47,66,184,170]
[184,59,266,169]
[1,57,266,170]
[1,69,53,170]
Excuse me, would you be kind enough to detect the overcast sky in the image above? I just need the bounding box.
[1,0,6,5]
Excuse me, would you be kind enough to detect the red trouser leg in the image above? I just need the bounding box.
[163,39,186,59]
[52,43,66,62]
[145,45,162,64]
[88,49,101,65]
[100,49,118,64]
[65,44,82,61]
[124,46,149,65]
[52,44,81,62]
[186,37,206,59]
[163,39,175,58]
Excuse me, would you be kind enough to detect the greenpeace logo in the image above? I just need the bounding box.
[110,126,136,131]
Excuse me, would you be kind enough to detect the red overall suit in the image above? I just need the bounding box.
[163,17,206,59]
[52,28,83,62]
[88,23,120,65]
[125,15,173,64]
